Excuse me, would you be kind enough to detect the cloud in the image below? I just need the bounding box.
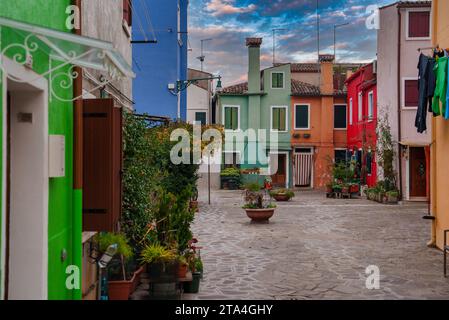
[205,0,257,17]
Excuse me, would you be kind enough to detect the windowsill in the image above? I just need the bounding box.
[271,130,288,133]
[294,128,311,131]
[402,106,418,110]
[334,128,347,131]
[405,36,431,41]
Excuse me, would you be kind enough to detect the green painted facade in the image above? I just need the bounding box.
[0,0,81,300]
[219,43,293,188]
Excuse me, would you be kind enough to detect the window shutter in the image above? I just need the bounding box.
[231,108,238,130]
[225,108,231,129]
[83,99,123,232]
[405,80,419,107]
[123,0,132,26]
[279,108,286,131]
[409,11,430,38]
[272,108,280,129]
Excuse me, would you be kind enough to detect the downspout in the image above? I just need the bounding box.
[397,7,404,200]
[429,0,438,247]
[72,0,83,300]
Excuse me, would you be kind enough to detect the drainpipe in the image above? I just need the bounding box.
[72,0,83,300]
[397,8,403,200]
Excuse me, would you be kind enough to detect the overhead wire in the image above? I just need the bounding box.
[127,0,148,41]
[138,0,157,42]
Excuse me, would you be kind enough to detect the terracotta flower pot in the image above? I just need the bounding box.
[108,266,144,300]
[177,264,188,279]
[244,208,275,222]
[273,194,290,202]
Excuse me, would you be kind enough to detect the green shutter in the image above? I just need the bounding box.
[231,108,238,130]
[272,108,280,130]
[279,108,286,131]
[225,107,231,129]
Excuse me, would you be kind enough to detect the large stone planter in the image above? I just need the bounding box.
[244,208,275,223]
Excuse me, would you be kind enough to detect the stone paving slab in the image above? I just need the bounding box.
[183,189,449,300]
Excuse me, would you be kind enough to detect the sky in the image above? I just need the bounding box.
[187,0,403,87]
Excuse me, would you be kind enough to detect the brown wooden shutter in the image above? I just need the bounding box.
[82,99,123,232]
[405,80,419,107]
[408,11,430,38]
[123,0,132,26]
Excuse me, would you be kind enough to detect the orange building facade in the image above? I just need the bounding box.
[430,0,449,250]
[290,56,348,189]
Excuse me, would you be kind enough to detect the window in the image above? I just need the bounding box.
[366,152,373,175]
[295,148,312,154]
[368,91,374,120]
[334,105,347,129]
[271,72,284,89]
[404,79,419,108]
[123,0,132,26]
[295,104,310,129]
[271,106,288,131]
[195,112,207,125]
[335,149,347,164]
[224,106,239,130]
[349,98,353,125]
[223,152,241,169]
[408,11,430,39]
[358,92,363,122]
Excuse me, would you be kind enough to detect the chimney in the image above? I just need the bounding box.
[246,38,262,93]
[319,54,335,95]
[346,69,353,80]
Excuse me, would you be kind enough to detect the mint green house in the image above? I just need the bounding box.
[217,38,292,188]
[0,1,133,300]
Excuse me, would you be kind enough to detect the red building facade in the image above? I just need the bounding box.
[345,62,378,187]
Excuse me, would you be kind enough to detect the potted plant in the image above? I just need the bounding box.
[333,184,342,194]
[341,183,350,194]
[326,183,333,194]
[220,167,241,190]
[242,183,276,223]
[177,255,189,279]
[385,190,399,204]
[349,183,360,194]
[269,188,295,202]
[141,243,178,279]
[97,233,142,300]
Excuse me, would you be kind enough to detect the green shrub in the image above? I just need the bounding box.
[269,188,295,198]
[220,167,241,177]
[97,232,133,259]
[140,243,177,265]
[244,182,262,192]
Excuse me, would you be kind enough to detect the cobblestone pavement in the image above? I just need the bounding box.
[183,189,449,300]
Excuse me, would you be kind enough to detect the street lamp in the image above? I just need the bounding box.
[334,22,350,62]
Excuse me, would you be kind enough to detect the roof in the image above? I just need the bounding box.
[291,79,320,96]
[274,62,364,73]
[221,79,345,97]
[319,54,335,62]
[380,1,431,10]
[221,82,248,94]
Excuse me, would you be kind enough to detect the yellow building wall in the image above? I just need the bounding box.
[431,0,449,250]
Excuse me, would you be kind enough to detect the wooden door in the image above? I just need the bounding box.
[82,99,123,232]
[410,147,427,198]
[271,154,287,187]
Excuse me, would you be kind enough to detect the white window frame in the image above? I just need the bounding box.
[270,71,285,89]
[222,105,241,131]
[405,8,431,41]
[402,77,419,110]
[334,104,347,130]
[294,103,310,130]
[349,98,353,126]
[270,105,289,133]
[368,91,374,121]
[358,92,363,122]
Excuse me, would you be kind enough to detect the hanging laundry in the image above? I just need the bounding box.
[432,56,448,117]
[416,54,436,133]
[447,59,449,114]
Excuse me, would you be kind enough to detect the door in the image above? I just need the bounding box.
[294,148,313,187]
[271,153,287,187]
[409,147,427,198]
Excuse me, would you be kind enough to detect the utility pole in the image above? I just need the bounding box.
[197,38,212,71]
[334,22,350,62]
[272,28,287,66]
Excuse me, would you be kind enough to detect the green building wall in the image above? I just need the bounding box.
[219,63,293,188]
[0,0,80,300]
